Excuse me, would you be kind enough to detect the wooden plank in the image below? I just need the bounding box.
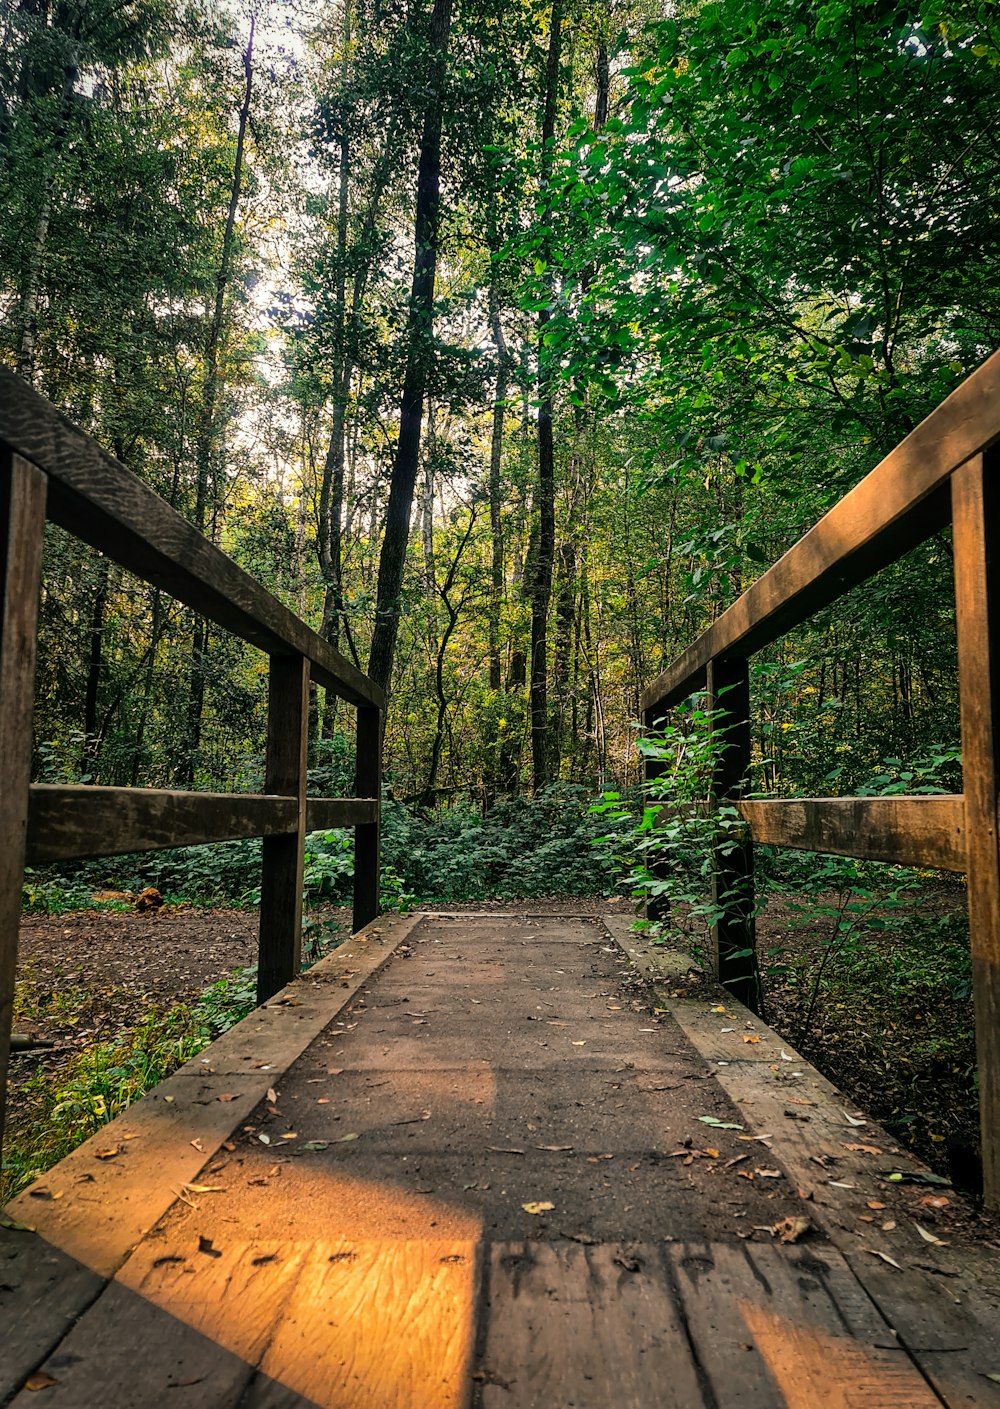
[707,658,760,1011]
[738,796,967,873]
[258,655,309,1004]
[4,1279,256,1407]
[0,1228,104,1401]
[478,1242,707,1408]
[25,785,299,862]
[306,797,378,831]
[4,913,423,1275]
[0,452,46,1154]
[0,367,382,709]
[352,706,382,933]
[242,1240,479,1409]
[672,1242,942,1409]
[642,350,1000,715]
[952,450,1000,1209]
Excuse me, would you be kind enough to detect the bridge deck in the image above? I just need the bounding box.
[2,912,998,1408]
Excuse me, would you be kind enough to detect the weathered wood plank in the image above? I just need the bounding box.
[738,796,967,872]
[672,1242,942,1409]
[352,706,381,933]
[4,1279,256,1408]
[952,450,1000,1210]
[707,658,760,1011]
[0,1229,104,1402]
[478,1242,707,1408]
[305,797,378,831]
[0,452,46,1153]
[25,785,299,862]
[642,348,1000,715]
[0,367,382,709]
[243,1240,479,1409]
[258,655,310,1004]
[3,912,423,1275]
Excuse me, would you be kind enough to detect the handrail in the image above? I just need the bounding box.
[641,350,1000,1207]
[0,374,383,1155]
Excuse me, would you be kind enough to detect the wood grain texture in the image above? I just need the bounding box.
[952,451,1000,1209]
[642,348,1000,715]
[258,655,310,1003]
[306,797,378,831]
[673,1242,941,1409]
[0,1228,104,1401]
[0,367,381,708]
[0,452,46,1152]
[25,785,299,862]
[478,1242,707,1408]
[738,795,967,872]
[707,658,760,1011]
[246,1240,479,1409]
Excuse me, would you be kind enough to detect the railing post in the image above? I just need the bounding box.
[257,653,310,1003]
[952,450,1000,1208]
[706,656,761,1014]
[642,705,670,924]
[352,705,381,932]
[0,451,47,1152]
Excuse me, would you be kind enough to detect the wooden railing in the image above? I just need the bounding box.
[642,349,1000,1207]
[0,368,384,1149]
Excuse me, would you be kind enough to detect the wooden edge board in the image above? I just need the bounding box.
[305,796,378,830]
[0,369,383,710]
[641,350,1000,715]
[601,915,1000,1409]
[2,911,424,1278]
[737,795,966,872]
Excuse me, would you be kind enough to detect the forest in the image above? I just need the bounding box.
[3,0,1000,1193]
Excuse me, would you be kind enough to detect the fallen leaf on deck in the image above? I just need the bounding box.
[844,1144,882,1155]
[711,1005,726,1013]
[699,1116,743,1130]
[300,1141,329,1152]
[773,1216,812,1244]
[742,1035,762,1044]
[537,1145,574,1152]
[24,1371,60,1391]
[258,1134,271,1145]
[337,1132,360,1142]
[198,1235,221,1259]
[184,1184,225,1195]
[488,1146,526,1155]
[915,1223,949,1247]
[828,1180,855,1189]
[327,1068,344,1075]
[94,1147,120,1160]
[522,1201,555,1215]
[266,1088,278,1104]
[190,1139,204,1152]
[866,1249,902,1270]
[703,1148,720,1158]
[867,1200,887,1210]
[843,1112,867,1127]
[562,1231,597,1244]
[280,1132,298,1140]
[882,1220,897,1231]
[918,1194,950,1209]
[756,1168,783,1179]
[218,1093,238,1102]
[779,1049,793,1061]
[571,1040,586,1046]
[0,1216,35,1232]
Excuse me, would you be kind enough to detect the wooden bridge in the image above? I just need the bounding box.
[2,360,1000,1404]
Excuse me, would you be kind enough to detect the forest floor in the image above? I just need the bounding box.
[4,885,977,1201]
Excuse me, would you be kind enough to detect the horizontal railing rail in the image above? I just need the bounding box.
[0,370,384,1155]
[641,348,1000,1207]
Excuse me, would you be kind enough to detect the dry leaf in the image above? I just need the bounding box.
[773,1215,812,1244]
[337,1132,360,1142]
[866,1249,902,1270]
[24,1371,60,1392]
[844,1143,882,1155]
[183,1184,224,1195]
[94,1147,120,1160]
[571,1040,586,1046]
[217,1093,238,1102]
[867,1200,887,1210]
[742,1034,762,1044]
[703,1148,720,1159]
[843,1112,867,1127]
[915,1223,949,1247]
[918,1194,950,1209]
[537,1145,574,1152]
[755,1168,783,1179]
[522,1201,555,1215]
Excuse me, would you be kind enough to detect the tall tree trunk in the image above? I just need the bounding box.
[487,258,509,693]
[81,556,111,780]
[177,18,254,788]
[367,0,453,695]
[529,0,563,791]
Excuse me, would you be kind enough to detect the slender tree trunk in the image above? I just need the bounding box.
[487,263,509,692]
[367,0,453,696]
[529,0,563,791]
[81,556,110,780]
[178,19,254,788]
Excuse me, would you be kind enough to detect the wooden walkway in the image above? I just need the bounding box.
[3,912,999,1408]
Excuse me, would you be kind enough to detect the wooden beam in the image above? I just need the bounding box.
[25,786,300,862]
[352,707,381,932]
[258,656,310,1003]
[641,707,671,924]
[952,449,1000,1208]
[641,349,1000,715]
[707,658,760,1013]
[0,452,47,1153]
[305,798,378,831]
[0,368,383,710]
[738,795,967,873]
